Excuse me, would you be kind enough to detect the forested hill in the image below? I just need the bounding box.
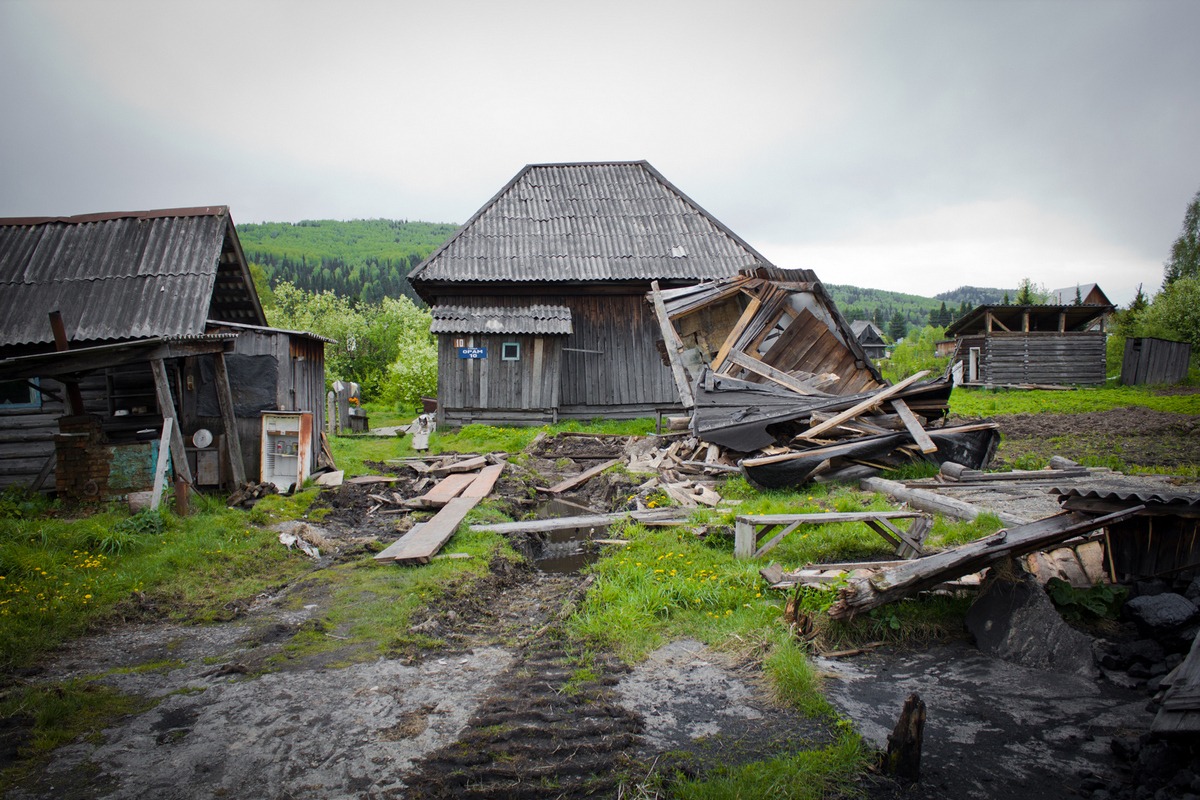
[236,219,458,305]
[825,283,1009,328]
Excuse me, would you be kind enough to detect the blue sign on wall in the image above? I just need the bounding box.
[457,347,487,359]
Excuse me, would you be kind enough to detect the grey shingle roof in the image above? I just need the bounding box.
[431,304,573,335]
[0,207,265,348]
[409,162,772,287]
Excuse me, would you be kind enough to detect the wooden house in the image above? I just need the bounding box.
[944,303,1114,386]
[408,161,780,426]
[1049,283,1112,307]
[850,321,887,359]
[0,207,327,497]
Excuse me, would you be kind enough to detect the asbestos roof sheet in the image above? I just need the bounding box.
[945,303,1114,336]
[409,162,771,287]
[0,207,261,347]
[431,304,573,335]
[1055,485,1200,511]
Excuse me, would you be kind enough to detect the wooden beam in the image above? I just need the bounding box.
[889,398,937,454]
[797,371,930,442]
[861,477,1030,527]
[542,458,621,495]
[150,418,173,510]
[48,311,85,414]
[723,349,817,395]
[461,463,504,498]
[710,297,762,371]
[650,281,695,408]
[149,358,193,485]
[374,495,482,564]
[211,351,246,486]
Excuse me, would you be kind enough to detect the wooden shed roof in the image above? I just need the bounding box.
[0,206,266,349]
[431,304,573,335]
[408,162,771,295]
[944,304,1114,337]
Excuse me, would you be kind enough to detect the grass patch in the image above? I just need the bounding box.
[0,493,315,672]
[671,728,868,800]
[950,385,1200,417]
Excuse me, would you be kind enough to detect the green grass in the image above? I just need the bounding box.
[0,491,316,671]
[671,727,868,800]
[950,385,1200,417]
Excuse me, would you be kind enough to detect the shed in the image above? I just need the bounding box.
[408,161,773,426]
[1120,337,1192,386]
[850,320,887,359]
[944,304,1114,386]
[0,207,326,496]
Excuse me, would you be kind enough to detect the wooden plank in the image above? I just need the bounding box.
[753,521,804,558]
[432,456,488,475]
[212,351,246,486]
[710,297,762,371]
[650,280,696,408]
[461,463,504,498]
[798,371,931,441]
[375,496,481,563]
[149,358,193,485]
[470,507,691,535]
[407,472,478,509]
[890,399,937,454]
[149,417,173,511]
[737,511,924,525]
[724,350,819,395]
[861,477,1033,527]
[543,458,620,495]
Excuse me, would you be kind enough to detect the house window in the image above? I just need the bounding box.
[0,378,41,410]
[501,342,521,361]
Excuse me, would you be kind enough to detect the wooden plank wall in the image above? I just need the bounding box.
[1121,338,1192,386]
[983,332,1107,385]
[557,294,678,410]
[437,334,563,423]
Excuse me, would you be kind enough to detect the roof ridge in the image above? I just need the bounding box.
[0,206,229,227]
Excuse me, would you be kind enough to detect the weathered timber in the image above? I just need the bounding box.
[828,506,1145,619]
[861,477,1032,527]
[723,350,819,395]
[374,496,482,564]
[735,511,928,559]
[1153,626,1200,733]
[650,280,696,408]
[710,297,762,371]
[884,693,926,782]
[798,371,930,441]
[461,463,504,498]
[470,508,689,535]
[541,458,620,495]
[406,471,479,509]
[432,456,489,475]
[890,398,937,454]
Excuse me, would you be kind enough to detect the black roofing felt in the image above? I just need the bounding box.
[408,162,772,290]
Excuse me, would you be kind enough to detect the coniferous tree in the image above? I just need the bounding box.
[1164,188,1200,288]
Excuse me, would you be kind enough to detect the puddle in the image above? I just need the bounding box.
[532,499,611,574]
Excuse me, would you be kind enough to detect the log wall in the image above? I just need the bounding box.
[980,332,1107,385]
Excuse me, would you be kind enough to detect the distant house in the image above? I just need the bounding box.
[1049,283,1112,307]
[0,207,327,495]
[850,321,887,359]
[410,161,835,426]
[944,303,1114,386]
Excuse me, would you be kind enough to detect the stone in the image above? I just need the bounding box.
[965,569,1098,678]
[1125,594,1198,635]
[1181,577,1200,601]
[1135,579,1170,598]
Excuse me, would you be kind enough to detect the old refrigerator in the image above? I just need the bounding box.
[260,411,313,491]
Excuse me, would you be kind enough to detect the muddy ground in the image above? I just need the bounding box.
[4,410,1200,799]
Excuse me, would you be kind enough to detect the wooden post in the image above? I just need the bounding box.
[211,351,246,487]
[150,417,173,510]
[884,693,926,782]
[149,358,193,485]
[47,311,85,415]
[734,519,757,559]
[650,281,696,408]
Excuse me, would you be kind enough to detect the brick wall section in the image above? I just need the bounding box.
[54,415,110,503]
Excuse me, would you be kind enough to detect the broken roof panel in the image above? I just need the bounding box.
[408,162,770,289]
[431,304,573,335]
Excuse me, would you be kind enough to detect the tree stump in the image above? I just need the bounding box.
[884,692,926,783]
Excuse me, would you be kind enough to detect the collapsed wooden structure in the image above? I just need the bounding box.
[647,270,999,488]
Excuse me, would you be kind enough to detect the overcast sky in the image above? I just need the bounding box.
[2,0,1197,304]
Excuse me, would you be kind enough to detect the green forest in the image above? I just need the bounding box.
[825,284,1009,330]
[236,218,458,305]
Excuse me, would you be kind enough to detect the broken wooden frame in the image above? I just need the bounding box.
[734,511,932,560]
[826,505,1146,619]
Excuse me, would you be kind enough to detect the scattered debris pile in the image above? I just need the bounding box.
[648,270,1001,489]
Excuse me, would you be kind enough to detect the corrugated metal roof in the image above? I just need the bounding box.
[0,207,264,347]
[409,162,771,289]
[1055,485,1200,510]
[431,304,573,335]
